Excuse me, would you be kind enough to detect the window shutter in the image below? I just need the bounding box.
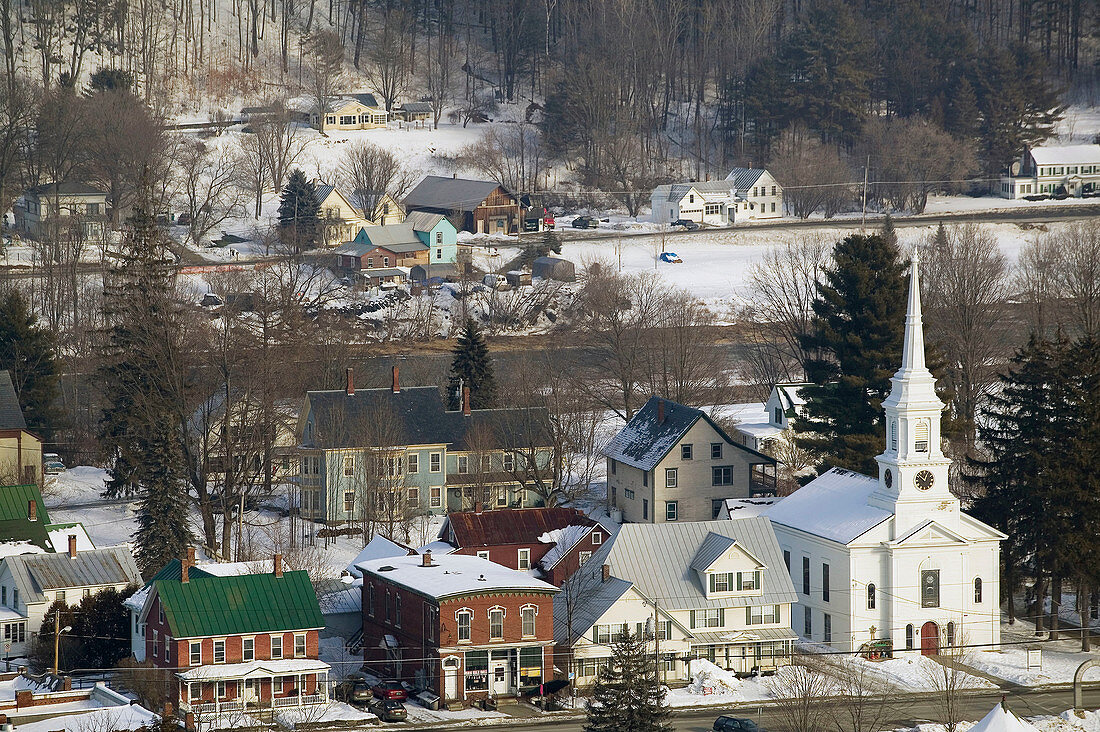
[755,571,761,589]
[592,627,599,643]
[690,610,696,629]
[719,608,725,625]
[746,607,752,624]
[736,573,742,591]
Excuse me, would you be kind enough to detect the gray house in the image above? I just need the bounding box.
[297,367,556,527]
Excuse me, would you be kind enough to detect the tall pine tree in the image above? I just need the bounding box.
[447,321,497,410]
[585,631,671,732]
[133,419,193,576]
[795,234,908,475]
[278,169,320,252]
[0,289,60,439]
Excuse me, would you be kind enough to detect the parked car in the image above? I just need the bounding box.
[543,214,555,229]
[671,218,700,231]
[336,678,372,704]
[43,453,65,474]
[372,680,407,701]
[571,215,599,229]
[714,717,762,732]
[368,698,408,722]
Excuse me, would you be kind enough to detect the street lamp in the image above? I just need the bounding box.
[52,613,72,676]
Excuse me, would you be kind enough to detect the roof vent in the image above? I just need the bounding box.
[477,574,486,581]
[378,565,396,572]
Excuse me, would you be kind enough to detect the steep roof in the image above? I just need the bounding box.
[155,570,323,638]
[356,552,558,601]
[404,176,511,213]
[1028,144,1100,167]
[443,507,592,548]
[725,168,768,190]
[0,371,26,430]
[399,102,433,113]
[6,547,141,605]
[603,395,774,471]
[402,211,448,232]
[765,467,892,544]
[774,382,810,411]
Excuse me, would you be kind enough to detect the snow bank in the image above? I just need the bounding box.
[686,658,742,695]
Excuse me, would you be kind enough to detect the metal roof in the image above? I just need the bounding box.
[688,533,739,572]
[0,371,26,430]
[725,168,768,190]
[26,182,106,197]
[402,211,447,232]
[400,102,433,113]
[553,575,633,645]
[0,484,49,524]
[155,570,323,638]
[403,176,512,213]
[443,507,593,548]
[7,547,141,605]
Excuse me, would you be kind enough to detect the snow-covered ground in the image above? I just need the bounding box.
[967,621,1100,686]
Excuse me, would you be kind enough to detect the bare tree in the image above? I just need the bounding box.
[1016,232,1064,336]
[422,14,456,129]
[458,125,546,193]
[770,125,852,219]
[362,8,415,112]
[175,139,246,246]
[922,628,972,732]
[765,653,838,732]
[253,103,307,194]
[338,141,419,222]
[824,654,896,732]
[1053,220,1100,335]
[307,30,344,136]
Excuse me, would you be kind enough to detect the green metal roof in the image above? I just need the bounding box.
[0,485,51,524]
[156,570,324,639]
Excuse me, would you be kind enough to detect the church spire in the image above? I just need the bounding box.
[899,248,929,377]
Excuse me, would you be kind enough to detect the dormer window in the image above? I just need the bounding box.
[708,570,761,593]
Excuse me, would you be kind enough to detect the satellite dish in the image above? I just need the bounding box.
[1010,162,1021,176]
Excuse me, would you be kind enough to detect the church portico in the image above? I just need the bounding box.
[766,250,1005,655]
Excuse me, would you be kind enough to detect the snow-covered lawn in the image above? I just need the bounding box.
[275,701,376,728]
[859,653,995,691]
[966,621,1100,686]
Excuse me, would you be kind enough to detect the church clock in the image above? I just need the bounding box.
[915,470,935,491]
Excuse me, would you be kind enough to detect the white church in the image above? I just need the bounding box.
[766,251,1004,656]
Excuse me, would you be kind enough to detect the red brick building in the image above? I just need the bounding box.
[438,507,609,587]
[357,551,558,704]
[134,553,328,718]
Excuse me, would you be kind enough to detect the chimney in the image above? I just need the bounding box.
[186,546,196,564]
[274,553,283,578]
[421,551,433,567]
[474,501,484,514]
[67,535,77,559]
[181,560,189,584]
[391,365,400,393]
[462,387,471,417]
[657,398,665,425]
[27,500,36,522]
[345,367,354,396]
[601,564,610,582]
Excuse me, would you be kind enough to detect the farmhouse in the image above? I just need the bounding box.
[310,94,388,131]
[650,181,741,226]
[724,168,783,219]
[998,144,1100,198]
[13,183,109,244]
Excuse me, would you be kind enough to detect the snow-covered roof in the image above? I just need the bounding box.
[774,382,810,409]
[724,497,783,520]
[15,702,158,732]
[651,181,741,204]
[345,535,412,578]
[1028,144,1100,167]
[967,702,1040,732]
[538,524,592,569]
[45,524,94,553]
[765,467,892,544]
[356,553,558,600]
[728,401,783,440]
[177,658,330,681]
[417,540,457,555]
[319,577,362,615]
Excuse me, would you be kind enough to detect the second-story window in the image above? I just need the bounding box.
[521,606,537,637]
[394,595,402,627]
[294,633,307,658]
[242,637,254,662]
[190,641,201,665]
[368,584,375,616]
[665,468,678,488]
[152,630,159,657]
[430,453,441,472]
[711,443,722,459]
[456,609,472,642]
[270,635,283,659]
[518,548,531,570]
[457,456,469,474]
[343,455,354,476]
[503,453,515,472]
[407,454,419,473]
[489,607,505,640]
[213,639,225,664]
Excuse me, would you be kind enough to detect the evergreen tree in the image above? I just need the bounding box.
[585,631,671,732]
[795,234,908,475]
[881,214,897,248]
[943,76,980,140]
[0,290,60,439]
[278,169,320,251]
[447,321,497,410]
[133,419,194,577]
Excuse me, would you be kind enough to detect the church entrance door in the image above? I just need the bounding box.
[921,622,939,655]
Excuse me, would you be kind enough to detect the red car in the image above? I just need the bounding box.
[372,680,407,701]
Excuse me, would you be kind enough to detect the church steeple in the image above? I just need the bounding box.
[899,248,928,377]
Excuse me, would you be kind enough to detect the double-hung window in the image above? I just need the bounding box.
[712,466,733,485]
[521,606,537,637]
[189,641,201,666]
[518,548,531,570]
[747,604,779,625]
[270,635,283,659]
[242,637,254,662]
[489,608,505,640]
[665,468,678,488]
[665,501,678,521]
[294,633,307,658]
[456,610,472,642]
[213,639,226,664]
[430,453,441,472]
[691,608,723,628]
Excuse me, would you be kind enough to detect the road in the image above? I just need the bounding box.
[406,685,1100,732]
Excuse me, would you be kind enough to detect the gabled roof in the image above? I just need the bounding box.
[353,223,429,253]
[553,575,633,645]
[603,395,774,471]
[356,552,558,601]
[349,92,381,108]
[1028,144,1100,167]
[322,94,384,113]
[774,382,810,412]
[404,176,513,213]
[651,181,742,204]
[765,467,893,544]
[6,547,140,605]
[687,532,764,573]
[0,371,26,430]
[400,102,433,113]
[402,211,448,232]
[154,570,323,639]
[0,484,49,525]
[725,168,768,190]
[443,507,592,548]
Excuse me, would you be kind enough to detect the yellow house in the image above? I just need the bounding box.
[365,192,406,225]
[310,94,388,131]
[315,183,371,247]
[0,371,42,486]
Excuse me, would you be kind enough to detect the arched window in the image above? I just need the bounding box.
[488,606,505,640]
[455,609,472,642]
[946,622,956,647]
[914,420,930,452]
[867,583,876,610]
[905,624,914,650]
[974,578,982,604]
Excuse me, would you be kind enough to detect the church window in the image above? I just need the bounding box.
[867,583,876,609]
[821,563,830,602]
[803,606,811,638]
[801,557,810,595]
[905,624,914,650]
[823,613,831,643]
[974,578,982,603]
[914,420,930,452]
[921,569,940,608]
[890,421,898,451]
[946,622,956,647]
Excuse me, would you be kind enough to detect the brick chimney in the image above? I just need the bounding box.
[474,501,484,514]
[601,564,610,582]
[187,546,196,564]
[181,559,189,584]
[67,535,77,559]
[27,500,36,522]
[345,367,354,396]
[274,553,283,578]
[462,387,471,417]
[391,365,400,393]
[657,398,665,425]
[421,550,433,567]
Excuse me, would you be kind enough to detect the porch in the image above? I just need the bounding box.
[688,628,796,676]
[178,659,330,715]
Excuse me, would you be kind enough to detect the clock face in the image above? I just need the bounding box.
[883,469,893,488]
[915,470,935,491]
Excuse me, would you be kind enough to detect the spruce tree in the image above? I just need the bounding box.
[585,631,671,732]
[880,214,897,248]
[0,290,60,439]
[278,169,320,251]
[133,419,194,577]
[795,234,908,475]
[447,321,497,410]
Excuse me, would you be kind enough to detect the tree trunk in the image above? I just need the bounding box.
[1034,574,1049,634]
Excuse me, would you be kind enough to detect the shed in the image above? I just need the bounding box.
[505,270,532,287]
[410,262,460,283]
[532,256,575,282]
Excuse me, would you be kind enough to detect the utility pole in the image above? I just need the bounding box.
[53,612,60,675]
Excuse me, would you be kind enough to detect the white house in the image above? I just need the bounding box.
[765,251,1004,657]
[725,168,783,219]
[556,518,797,686]
[998,144,1100,199]
[730,382,811,452]
[650,182,742,226]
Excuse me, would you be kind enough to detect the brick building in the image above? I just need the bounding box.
[357,551,558,704]
[130,552,329,718]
